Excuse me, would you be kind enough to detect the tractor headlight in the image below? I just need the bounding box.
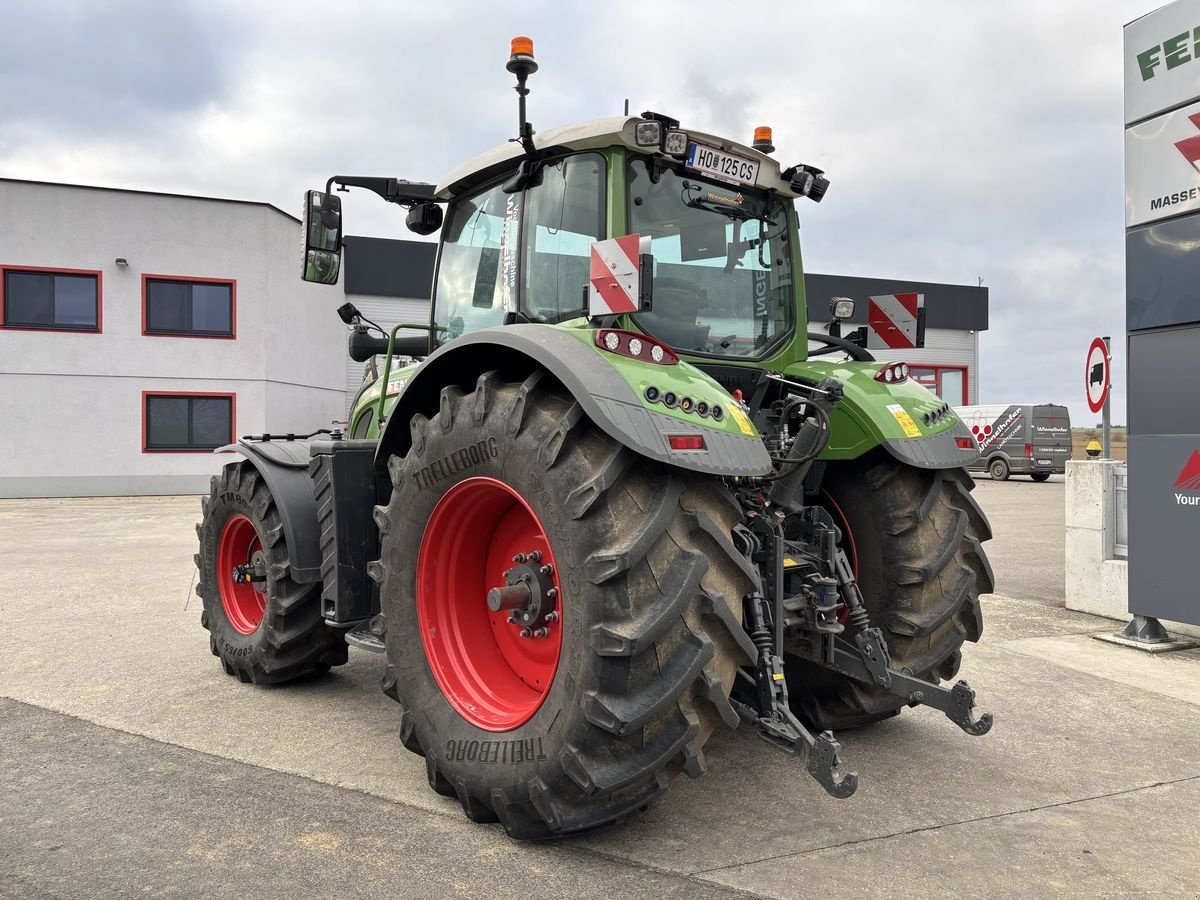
[635,120,662,147]
[830,297,855,320]
[663,130,689,157]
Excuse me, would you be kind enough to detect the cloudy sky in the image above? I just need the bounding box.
[1,1,1151,424]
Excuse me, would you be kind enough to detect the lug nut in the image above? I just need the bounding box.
[546,587,558,599]
[532,627,549,638]
[519,628,532,638]
[545,611,559,623]
[528,550,541,562]
[540,564,553,576]
[512,553,526,563]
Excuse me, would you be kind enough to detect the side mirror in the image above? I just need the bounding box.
[301,190,343,284]
[406,201,444,235]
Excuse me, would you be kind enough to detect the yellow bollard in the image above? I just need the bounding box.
[1086,439,1101,458]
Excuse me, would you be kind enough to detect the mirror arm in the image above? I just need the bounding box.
[325,175,438,207]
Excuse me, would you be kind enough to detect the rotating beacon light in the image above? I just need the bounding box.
[507,37,538,154]
[753,126,775,154]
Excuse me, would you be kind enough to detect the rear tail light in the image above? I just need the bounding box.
[595,329,679,365]
[956,437,975,450]
[874,362,909,384]
[668,435,705,451]
[1025,443,1033,459]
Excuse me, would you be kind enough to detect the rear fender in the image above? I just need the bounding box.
[784,360,979,470]
[375,324,772,477]
[214,439,323,583]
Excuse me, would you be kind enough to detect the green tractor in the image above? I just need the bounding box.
[195,38,994,840]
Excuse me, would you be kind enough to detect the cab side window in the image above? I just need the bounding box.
[523,154,605,322]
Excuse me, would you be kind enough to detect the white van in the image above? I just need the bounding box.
[953,403,1072,481]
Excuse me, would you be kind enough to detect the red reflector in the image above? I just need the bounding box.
[668,435,705,451]
[956,437,975,450]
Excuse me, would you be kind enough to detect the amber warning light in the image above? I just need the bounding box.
[753,126,775,154]
[510,36,534,59]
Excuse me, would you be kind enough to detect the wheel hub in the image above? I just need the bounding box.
[487,550,559,638]
[416,476,564,732]
[217,514,267,635]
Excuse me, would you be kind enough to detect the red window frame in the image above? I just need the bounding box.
[0,264,103,333]
[142,390,237,453]
[142,273,237,339]
[909,364,969,405]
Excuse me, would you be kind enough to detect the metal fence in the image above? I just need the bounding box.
[1113,465,1128,559]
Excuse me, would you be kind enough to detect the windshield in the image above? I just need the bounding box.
[628,157,795,358]
[431,180,519,343]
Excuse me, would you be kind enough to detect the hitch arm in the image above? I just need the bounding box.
[740,593,858,798]
[827,641,993,736]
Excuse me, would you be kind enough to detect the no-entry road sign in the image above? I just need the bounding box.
[1086,337,1111,414]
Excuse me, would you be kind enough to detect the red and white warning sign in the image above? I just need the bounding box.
[1085,336,1110,414]
[588,234,649,317]
[867,292,924,350]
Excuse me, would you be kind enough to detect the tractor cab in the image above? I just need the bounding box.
[302,39,832,403]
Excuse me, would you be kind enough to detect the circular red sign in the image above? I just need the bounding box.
[1085,337,1110,414]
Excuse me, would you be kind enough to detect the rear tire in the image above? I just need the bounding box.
[196,461,348,684]
[787,453,994,730]
[1031,472,1051,482]
[374,371,757,839]
[988,457,1010,481]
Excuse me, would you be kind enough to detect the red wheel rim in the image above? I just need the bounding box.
[820,488,858,624]
[217,514,266,635]
[417,476,563,732]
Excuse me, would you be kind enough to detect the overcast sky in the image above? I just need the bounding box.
[1,1,1152,425]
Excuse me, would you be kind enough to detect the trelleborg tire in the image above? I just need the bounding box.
[787,451,994,731]
[196,461,348,684]
[373,370,758,839]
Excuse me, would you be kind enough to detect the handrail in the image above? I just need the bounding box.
[377,322,432,425]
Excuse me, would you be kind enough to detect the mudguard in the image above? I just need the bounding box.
[784,359,980,470]
[375,324,773,477]
[213,439,323,584]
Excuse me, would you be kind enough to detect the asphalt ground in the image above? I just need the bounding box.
[3,477,1199,898]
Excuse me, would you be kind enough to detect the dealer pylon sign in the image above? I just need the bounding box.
[1085,336,1111,415]
[588,234,653,317]
[866,292,925,350]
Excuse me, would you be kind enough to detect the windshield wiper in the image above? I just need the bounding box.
[684,194,776,225]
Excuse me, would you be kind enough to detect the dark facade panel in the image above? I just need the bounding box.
[1127,214,1200,332]
[805,273,989,331]
[1127,323,1200,435]
[343,237,436,299]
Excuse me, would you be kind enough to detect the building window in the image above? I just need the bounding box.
[910,365,968,405]
[143,392,235,451]
[1,267,101,332]
[143,275,235,338]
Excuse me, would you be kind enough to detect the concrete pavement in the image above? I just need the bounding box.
[2,484,1199,898]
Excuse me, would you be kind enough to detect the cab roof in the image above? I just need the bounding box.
[435,115,798,201]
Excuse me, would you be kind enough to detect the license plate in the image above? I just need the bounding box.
[685,142,760,186]
[1037,459,1052,465]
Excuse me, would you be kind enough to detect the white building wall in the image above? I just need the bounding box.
[0,180,346,497]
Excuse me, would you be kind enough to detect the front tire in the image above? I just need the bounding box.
[374,371,758,839]
[788,453,994,730]
[196,461,348,684]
